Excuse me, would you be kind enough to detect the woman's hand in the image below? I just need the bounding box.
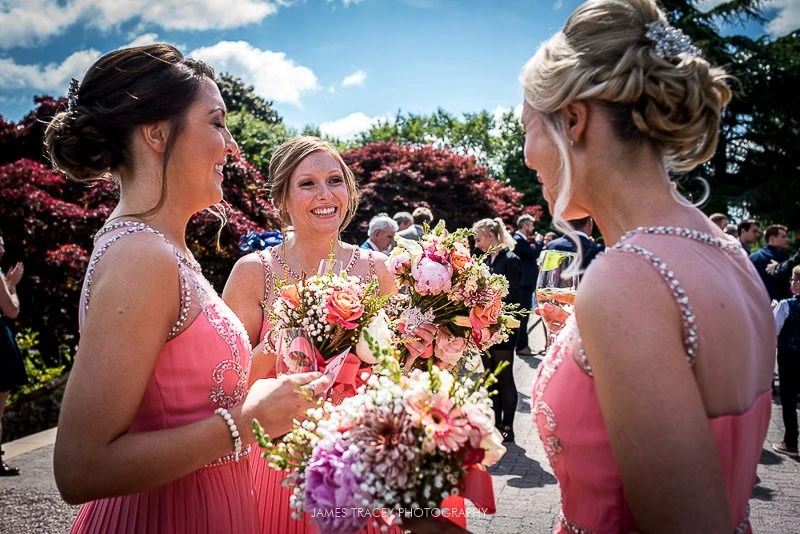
[242,372,330,440]
[405,322,436,368]
[6,262,23,287]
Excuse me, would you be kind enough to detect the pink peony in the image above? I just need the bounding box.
[386,250,411,276]
[411,257,453,295]
[433,326,468,368]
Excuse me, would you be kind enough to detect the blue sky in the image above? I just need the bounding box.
[1,0,797,139]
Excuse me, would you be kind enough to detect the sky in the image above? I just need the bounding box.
[1,0,798,140]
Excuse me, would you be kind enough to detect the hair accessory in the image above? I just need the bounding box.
[644,20,700,60]
[67,78,80,112]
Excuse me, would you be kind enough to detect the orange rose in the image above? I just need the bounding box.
[469,293,503,330]
[450,242,473,271]
[280,284,301,308]
[325,288,364,329]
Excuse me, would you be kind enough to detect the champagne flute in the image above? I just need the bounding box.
[317,258,344,276]
[276,327,318,376]
[535,250,580,348]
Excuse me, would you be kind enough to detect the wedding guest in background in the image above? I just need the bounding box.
[737,218,760,252]
[0,234,26,477]
[772,265,800,457]
[750,224,791,301]
[223,135,443,534]
[523,0,774,531]
[709,212,728,231]
[45,44,324,533]
[398,206,433,241]
[546,216,605,270]
[513,214,539,356]
[393,211,414,232]
[473,218,522,443]
[361,213,398,254]
[542,231,557,248]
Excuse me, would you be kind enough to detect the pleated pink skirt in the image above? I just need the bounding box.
[70,459,259,534]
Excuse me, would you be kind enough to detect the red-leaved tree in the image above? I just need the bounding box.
[341,141,540,242]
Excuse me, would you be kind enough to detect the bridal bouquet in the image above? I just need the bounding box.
[254,338,505,534]
[270,269,393,396]
[386,221,521,369]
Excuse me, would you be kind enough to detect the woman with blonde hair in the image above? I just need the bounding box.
[473,217,522,443]
[223,135,440,533]
[523,0,773,531]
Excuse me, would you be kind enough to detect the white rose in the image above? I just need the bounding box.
[355,310,393,364]
[480,428,507,467]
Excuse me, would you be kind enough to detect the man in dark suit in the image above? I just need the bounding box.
[397,207,433,241]
[750,224,790,301]
[513,214,540,356]
[546,216,605,271]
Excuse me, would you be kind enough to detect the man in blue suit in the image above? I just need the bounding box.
[750,224,790,301]
[546,216,605,271]
[513,214,540,356]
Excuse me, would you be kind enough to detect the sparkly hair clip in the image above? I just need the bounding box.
[644,20,700,60]
[66,78,80,112]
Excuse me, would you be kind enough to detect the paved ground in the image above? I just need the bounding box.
[2,319,799,533]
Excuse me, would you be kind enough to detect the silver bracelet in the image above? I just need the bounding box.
[214,407,242,461]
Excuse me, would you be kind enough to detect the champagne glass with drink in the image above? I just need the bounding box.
[536,250,580,348]
[276,327,318,376]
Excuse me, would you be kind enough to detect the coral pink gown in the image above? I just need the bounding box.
[533,228,773,533]
[250,247,467,534]
[70,223,259,534]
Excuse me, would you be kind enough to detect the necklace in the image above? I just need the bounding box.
[270,246,359,280]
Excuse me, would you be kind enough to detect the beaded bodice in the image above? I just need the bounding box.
[532,226,770,534]
[256,246,378,342]
[80,222,254,465]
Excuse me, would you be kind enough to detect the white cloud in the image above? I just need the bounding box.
[492,104,522,121]
[765,0,800,38]
[0,0,280,49]
[341,70,366,87]
[124,33,160,48]
[328,86,337,94]
[319,111,392,140]
[342,0,367,6]
[553,0,563,9]
[0,49,101,92]
[190,41,319,107]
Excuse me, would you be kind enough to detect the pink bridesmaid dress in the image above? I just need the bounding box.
[250,247,467,534]
[70,222,259,534]
[532,228,773,533]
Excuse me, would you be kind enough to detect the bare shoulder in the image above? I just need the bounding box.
[575,250,687,374]
[223,252,267,299]
[92,232,180,292]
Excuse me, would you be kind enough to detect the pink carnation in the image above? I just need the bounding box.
[406,393,470,452]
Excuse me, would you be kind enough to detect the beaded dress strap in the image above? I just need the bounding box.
[256,249,276,315]
[366,249,377,279]
[85,222,196,340]
[607,243,698,366]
